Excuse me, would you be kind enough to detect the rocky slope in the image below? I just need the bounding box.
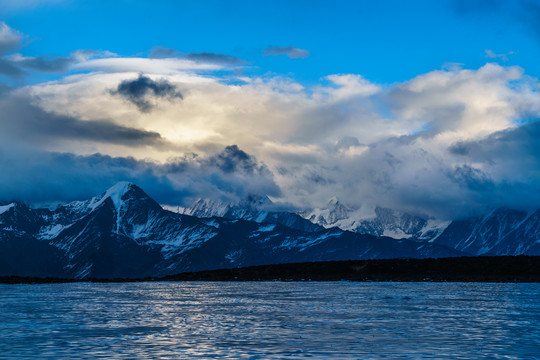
[433,208,540,256]
[0,182,462,279]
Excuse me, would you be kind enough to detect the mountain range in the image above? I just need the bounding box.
[0,182,463,279]
[174,196,449,240]
[1,182,538,279]
[176,194,540,257]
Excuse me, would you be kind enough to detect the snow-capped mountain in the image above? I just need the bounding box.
[176,193,540,258]
[301,198,449,240]
[433,208,540,256]
[171,195,323,233]
[0,182,462,279]
[165,193,540,257]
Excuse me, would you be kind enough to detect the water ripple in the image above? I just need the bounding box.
[0,282,539,359]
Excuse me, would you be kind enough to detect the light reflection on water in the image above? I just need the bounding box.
[0,282,539,359]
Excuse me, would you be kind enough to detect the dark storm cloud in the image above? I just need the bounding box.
[303,171,334,186]
[0,94,170,148]
[112,74,183,112]
[0,56,76,78]
[0,55,75,78]
[449,165,494,191]
[166,145,281,201]
[206,145,262,174]
[0,57,25,77]
[448,142,470,156]
[430,121,540,212]
[0,151,180,205]
[38,117,165,146]
[162,145,280,203]
[0,38,21,54]
[184,52,243,65]
[16,55,75,72]
[0,22,24,54]
[0,146,280,206]
[448,121,540,165]
[335,136,361,149]
[148,46,179,58]
[0,84,11,94]
[263,46,310,59]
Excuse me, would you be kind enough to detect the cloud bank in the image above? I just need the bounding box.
[2,22,540,219]
[0,146,279,207]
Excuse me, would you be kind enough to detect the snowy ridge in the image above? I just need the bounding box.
[433,208,540,256]
[171,198,230,218]
[173,196,322,233]
[301,198,446,240]
[38,224,69,240]
[278,228,345,251]
[0,203,15,215]
[90,181,133,211]
[56,182,137,225]
[2,182,539,279]
[421,219,452,241]
[0,182,465,279]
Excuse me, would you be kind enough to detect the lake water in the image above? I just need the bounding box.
[0,282,539,359]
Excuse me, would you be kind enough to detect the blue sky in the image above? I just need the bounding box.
[2,0,539,84]
[1,0,540,219]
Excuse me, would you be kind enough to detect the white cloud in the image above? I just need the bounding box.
[0,22,24,54]
[388,63,536,141]
[485,49,515,62]
[314,74,381,103]
[8,60,540,217]
[73,57,223,74]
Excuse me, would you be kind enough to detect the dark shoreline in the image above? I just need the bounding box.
[1,256,539,284]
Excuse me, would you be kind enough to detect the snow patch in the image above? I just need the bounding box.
[0,203,15,215]
[202,219,220,228]
[225,250,242,263]
[38,224,68,240]
[254,212,269,223]
[278,230,344,251]
[75,263,93,279]
[258,224,276,232]
[383,229,408,239]
[89,181,133,211]
[147,226,218,258]
[173,198,230,218]
[421,219,451,241]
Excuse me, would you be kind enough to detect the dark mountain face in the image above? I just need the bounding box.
[433,208,540,256]
[48,197,163,279]
[202,193,540,257]
[0,230,65,277]
[0,181,519,279]
[0,202,44,234]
